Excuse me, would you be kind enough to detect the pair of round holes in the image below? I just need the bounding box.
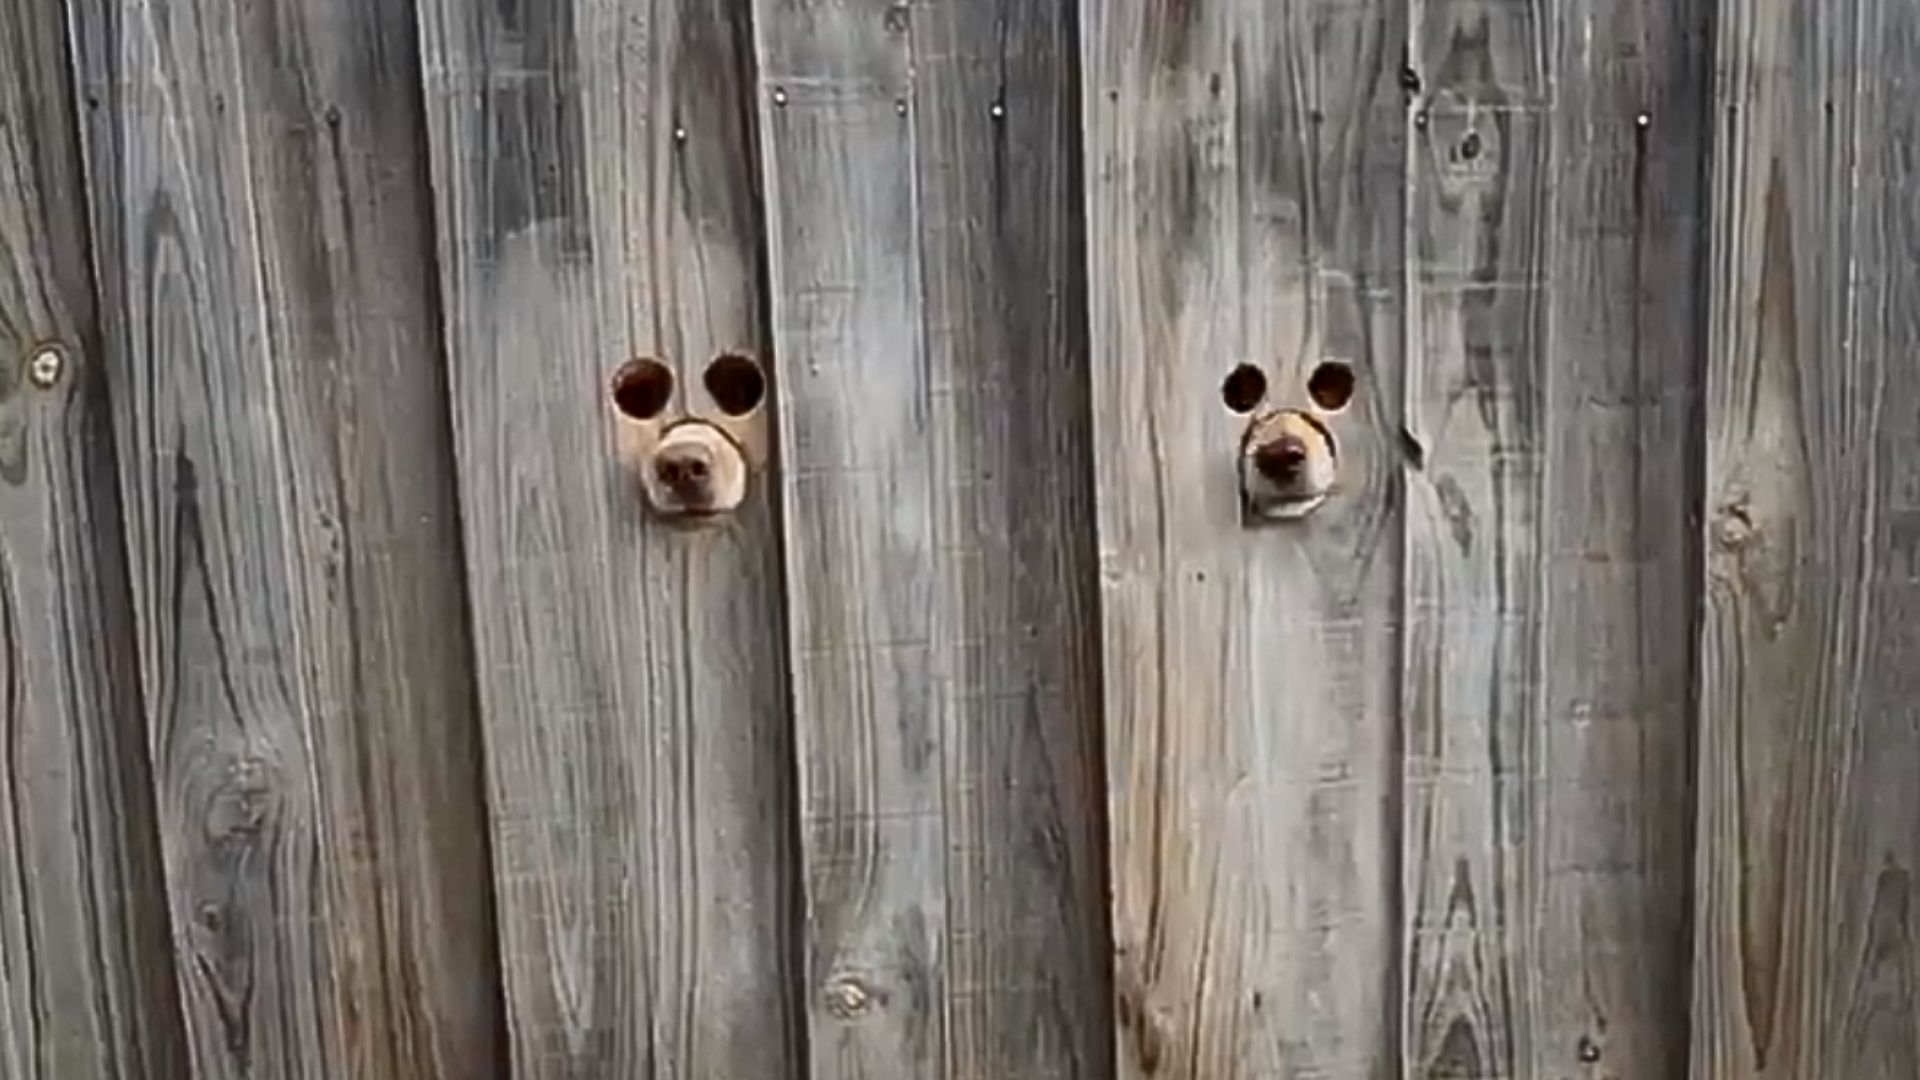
[612,354,766,421]
[1222,360,1355,415]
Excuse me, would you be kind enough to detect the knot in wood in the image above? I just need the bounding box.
[208,757,280,838]
[824,974,872,1019]
[1713,501,1755,552]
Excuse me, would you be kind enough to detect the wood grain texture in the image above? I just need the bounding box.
[908,5,1113,1078]
[1400,1,1550,1074]
[752,2,1111,1076]
[0,1,186,1076]
[67,0,503,1074]
[415,1,802,1075]
[751,8,940,1074]
[1081,3,1407,1076]
[1694,0,1920,1074]
[1404,0,1715,1075]
[1529,1,1708,1076]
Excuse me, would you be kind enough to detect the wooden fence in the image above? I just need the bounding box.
[2,0,1916,1077]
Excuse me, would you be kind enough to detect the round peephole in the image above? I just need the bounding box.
[704,353,767,417]
[1221,363,1268,414]
[1307,361,1355,413]
[611,358,675,420]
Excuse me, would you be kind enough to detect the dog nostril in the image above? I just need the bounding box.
[1254,435,1309,481]
[656,450,714,494]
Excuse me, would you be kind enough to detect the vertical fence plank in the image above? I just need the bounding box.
[751,2,1110,1076]
[908,6,1112,1078]
[0,2,186,1076]
[415,1,801,1075]
[1530,1,1709,1075]
[1820,3,1920,1071]
[1695,0,1920,1074]
[1082,3,1408,1075]
[1404,0,1715,1073]
[66,0,502,1073]
[1399,0,1550,1072]
[750,9,938,1073]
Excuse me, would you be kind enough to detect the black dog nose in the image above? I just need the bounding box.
[656,451,712,495]
[1254,434,1309,482]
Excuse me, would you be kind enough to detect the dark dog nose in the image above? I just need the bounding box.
[655,448,713,498]
[1253,434,1309,483]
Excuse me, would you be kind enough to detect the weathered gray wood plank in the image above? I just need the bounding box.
[1529,1,1707,1075]
[908,6,1113,1078]
[752,2,1111,1076]
[1694,0,1920,1074]
[0,2,186,1076]
[1399,0,1549,1074]
[1827,6,1920,1071]
[414,1,802,1075]
[1081,3,1407,1076]
[1405,0,1714,1075]
[750,9,939,1073]
[66,0,503,1074]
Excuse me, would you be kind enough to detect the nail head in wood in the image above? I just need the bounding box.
[26,344,65,389]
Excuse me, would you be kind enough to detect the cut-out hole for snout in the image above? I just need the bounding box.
[1221,364,1268,414]
[704,353,767,416]
[611,358,675,420]
[1308,361,1356,413]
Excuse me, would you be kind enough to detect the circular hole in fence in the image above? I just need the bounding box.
[611,358,675,420]
[1221,364,1268,414]
[704,353,767,417]
[1307,360,1356,413]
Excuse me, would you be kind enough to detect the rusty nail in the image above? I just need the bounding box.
[27,345,65,389]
